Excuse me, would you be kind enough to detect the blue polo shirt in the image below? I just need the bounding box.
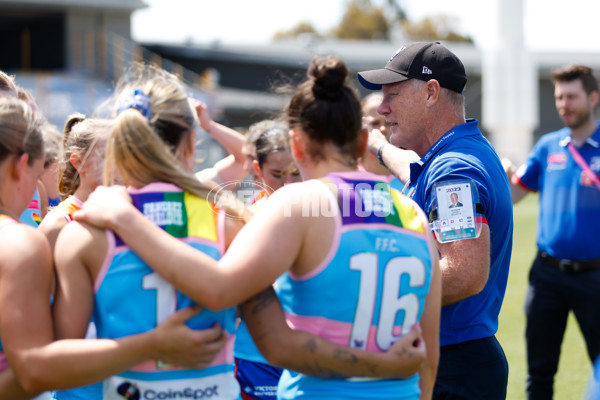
[403,119,513,346]
[515,123,600,260]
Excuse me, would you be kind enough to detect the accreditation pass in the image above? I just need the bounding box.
[435,182,477,242]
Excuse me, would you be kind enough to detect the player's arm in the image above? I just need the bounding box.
[418,245,441,399]
[42,222,227,390]
[0,368,30,400]
[239,287,426,379]
[192,99,247,183]
[74,184,310,310]
[367,128,418,184]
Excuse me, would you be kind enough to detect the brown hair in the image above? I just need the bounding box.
[552,65,599,95]
[286,56,362,166]
[253,120,290,168]
[0,98,45,165]
[58,113,113,199]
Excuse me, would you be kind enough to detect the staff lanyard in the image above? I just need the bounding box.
[567,142,600,192]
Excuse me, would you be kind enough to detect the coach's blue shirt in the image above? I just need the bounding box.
[403,119,513,347]
[516,123,600,260]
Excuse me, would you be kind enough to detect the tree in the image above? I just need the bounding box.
[271,0,472,44]
[334,0,389,40]
[402,14,473,43]
[273,22,322,40]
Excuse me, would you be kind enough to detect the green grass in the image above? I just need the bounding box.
[497,194,592,400]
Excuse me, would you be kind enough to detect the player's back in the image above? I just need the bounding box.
[276,171,434,400]
[94,182,239,400]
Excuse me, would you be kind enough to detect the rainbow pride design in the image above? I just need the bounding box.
[53,196,83,221]
[115,183,220,247]
[320,173,425,234]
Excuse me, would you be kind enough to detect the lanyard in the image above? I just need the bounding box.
[567,142,600,192]
[404,130,459,196]
[422,130,457,163]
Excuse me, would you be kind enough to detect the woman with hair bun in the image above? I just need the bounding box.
[76,58,440,399]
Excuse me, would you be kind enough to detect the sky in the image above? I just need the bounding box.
[131,0,600,52]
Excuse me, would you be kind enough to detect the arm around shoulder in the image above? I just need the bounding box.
[240,287,426,379]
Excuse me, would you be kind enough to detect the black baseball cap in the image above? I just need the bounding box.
[357,42,467,93]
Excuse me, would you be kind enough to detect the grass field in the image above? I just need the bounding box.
[497,194,592,400]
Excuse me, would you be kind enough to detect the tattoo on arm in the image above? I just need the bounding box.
[240,286,412,378]
[248,287,278,314]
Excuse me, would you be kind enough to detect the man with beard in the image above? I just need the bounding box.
[504,64,600,400]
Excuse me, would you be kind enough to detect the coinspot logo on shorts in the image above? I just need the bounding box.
[207,180,274,219]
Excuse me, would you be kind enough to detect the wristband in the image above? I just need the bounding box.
[376,142,387,167]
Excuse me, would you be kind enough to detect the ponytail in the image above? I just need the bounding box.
[107,109,244,218]
[58,114,112,199]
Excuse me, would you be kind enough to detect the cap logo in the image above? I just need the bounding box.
[422,66,433,75]
[389,46,406,61]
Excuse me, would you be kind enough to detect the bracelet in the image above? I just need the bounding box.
[376,142,387,167]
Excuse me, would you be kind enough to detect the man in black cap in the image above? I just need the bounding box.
[358,42,514,399]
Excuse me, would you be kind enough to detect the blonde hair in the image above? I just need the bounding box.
[58,113,113,199]
[112,63,196,153]
[0,97,45,165]
[0,71,17,98]
[106,64,242,217]
[17,86,36,107]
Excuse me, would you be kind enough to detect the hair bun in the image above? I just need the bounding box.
[310,57,348,101]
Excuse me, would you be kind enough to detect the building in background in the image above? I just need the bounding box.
[1,0,599,166]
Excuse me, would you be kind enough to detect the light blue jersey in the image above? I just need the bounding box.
[93,183,239,399]
[19,187,42,227]
[276,172,435,399]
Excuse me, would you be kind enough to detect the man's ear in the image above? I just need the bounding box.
[589,90,599,109]
[424,79,441,106]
